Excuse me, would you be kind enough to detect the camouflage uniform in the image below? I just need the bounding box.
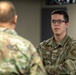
[37,35,76,75]
[0,27,46,75]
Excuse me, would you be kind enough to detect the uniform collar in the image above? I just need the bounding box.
[0,27,18,35]
[48,35,70,48]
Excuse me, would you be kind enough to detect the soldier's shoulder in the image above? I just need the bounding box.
[68,38,76,59]
[70,38,76,46]
[39,38,52,46]
[0,32,32,48]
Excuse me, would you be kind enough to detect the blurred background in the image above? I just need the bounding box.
[7,0,76,47]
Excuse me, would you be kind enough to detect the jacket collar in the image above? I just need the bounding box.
[0,27,18,35]
[48,35,70,48]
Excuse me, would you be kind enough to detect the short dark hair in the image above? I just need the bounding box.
[51,9,69,23]
[0,1,16,23]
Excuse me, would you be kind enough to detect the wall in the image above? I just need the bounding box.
[67,4,76,39]
[10,0,41,47]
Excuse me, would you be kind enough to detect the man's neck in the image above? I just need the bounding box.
[54,33,66,44]
[0,22,15,29]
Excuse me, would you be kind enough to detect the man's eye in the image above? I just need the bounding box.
[58,20,62,23]
[52,20,56,23]
[53,20,56,23]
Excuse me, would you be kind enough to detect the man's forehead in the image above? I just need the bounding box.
[51,14,64,19]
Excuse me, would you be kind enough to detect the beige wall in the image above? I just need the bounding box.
[11,0,76,47]
[67,4,76,39]
[11,0,41,47]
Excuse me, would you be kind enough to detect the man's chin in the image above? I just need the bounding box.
[55,33,60,36]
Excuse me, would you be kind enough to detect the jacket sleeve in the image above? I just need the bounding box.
[28,43,47,75]
[66,42,76,75]
[54,41,76,75]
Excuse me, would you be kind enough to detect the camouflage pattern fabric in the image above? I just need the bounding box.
[37,35,76,75]
[0,27,46,75]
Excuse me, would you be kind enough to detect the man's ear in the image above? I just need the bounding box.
[14,15,18,24]
[66,22,69,28]
[12,15,17,29]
